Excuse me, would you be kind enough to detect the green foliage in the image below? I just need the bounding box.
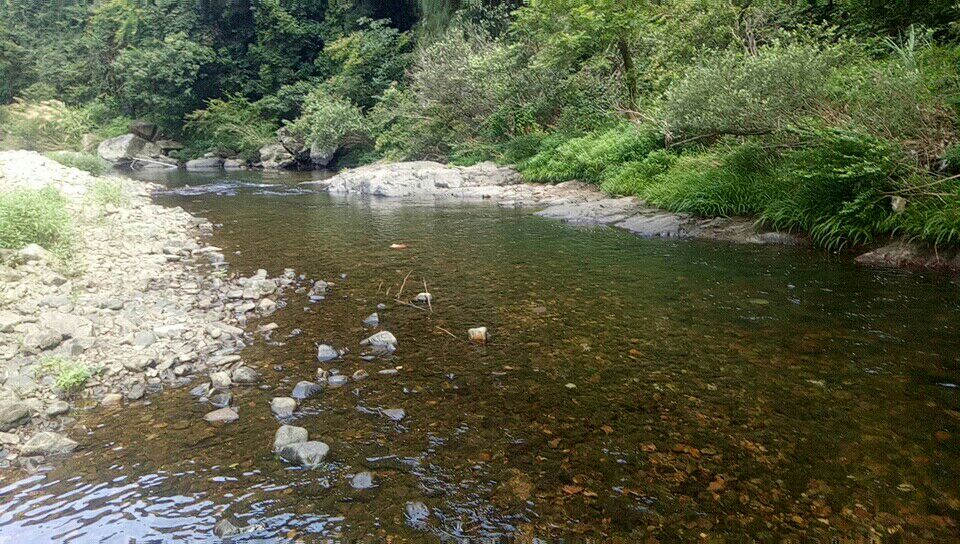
[38,356,93,396]
[519,125,662,184]
[287,87,367,151]
[600,149,677,196]
[323,19,413,110]
[663,43,834,140]
[640,144,778,217]
[0,188,73,255]
[46,152,110,176]
[111,33,216,130]
[897,189,960,246]
[185,96,279,160]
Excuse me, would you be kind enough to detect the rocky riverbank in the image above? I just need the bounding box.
[0,151,305,471]
[301,161,960,271]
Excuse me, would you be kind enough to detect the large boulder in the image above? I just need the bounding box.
[277,127,310,162]
[855,240,960,269]
[304,161,522,197]
[128,120,158,141]
[185,157,224,171]
[309,142,337,168]
[0,401,30,431]
[278,441,329,468]
[258,143,297,170]
[98,134,164,164]
[273,425,308,452]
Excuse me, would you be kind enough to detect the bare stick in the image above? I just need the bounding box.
[435,326,457,339]
[396,299,428,312]
[396,270,413,301]
[423,279,433,312]
[130,157,177,169]
[377,280,383,294]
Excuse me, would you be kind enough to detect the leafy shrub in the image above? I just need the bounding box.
[323,18,412,110]
[0,188,73,255]
[760,129,902,250]
[111,33,216,130]
[185,96,279,160]
[368,85,449,161]
[663,43,834,141]
[519,125,662,184]
[287,87,367,152]
[46,151,110,176]
[825,42,959,169]
[38,356,92,396]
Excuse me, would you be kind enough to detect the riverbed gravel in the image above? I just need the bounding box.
[0,151,303,471]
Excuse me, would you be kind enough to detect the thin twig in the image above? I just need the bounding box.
[423,279,432,313]
[435,326,458,339]
[396,270,413,301]
[377,280,383,295]
[396,299,428,312]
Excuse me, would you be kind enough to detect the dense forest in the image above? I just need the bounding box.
[2,0,960,250]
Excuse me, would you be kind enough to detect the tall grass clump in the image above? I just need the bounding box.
[86,179,129,209]
[896,189,960,246]
[0,99,94,152]
[519,125,662,184]
[640,143,779,217]
[0,188,73,255]
[600,149,678,196]
[46,151,110,176]
[759,129,903,250]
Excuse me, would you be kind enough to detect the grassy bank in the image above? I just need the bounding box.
[0,187,73,257]
[504,125,960,251]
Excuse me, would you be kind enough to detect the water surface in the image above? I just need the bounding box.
[1,170,958,542]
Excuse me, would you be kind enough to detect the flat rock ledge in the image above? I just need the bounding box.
[302,161,960,271]
[300,161,803,246]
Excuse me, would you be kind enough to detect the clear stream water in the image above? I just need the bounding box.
[0,170,958,542]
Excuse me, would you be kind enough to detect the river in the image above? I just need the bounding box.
[1,169,958,542]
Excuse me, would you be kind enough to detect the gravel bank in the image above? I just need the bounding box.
[0,151,298,470]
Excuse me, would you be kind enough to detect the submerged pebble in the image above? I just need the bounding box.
[351,471,376,490]
[291,381,323,400]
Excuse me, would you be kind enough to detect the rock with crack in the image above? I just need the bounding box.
[0,401,31,431]
[361,331,397,349]
[273,425,308,452]
[231,366,259,385]
[278,441,329,469]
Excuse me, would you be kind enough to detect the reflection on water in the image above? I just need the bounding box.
[1,170,958,542]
